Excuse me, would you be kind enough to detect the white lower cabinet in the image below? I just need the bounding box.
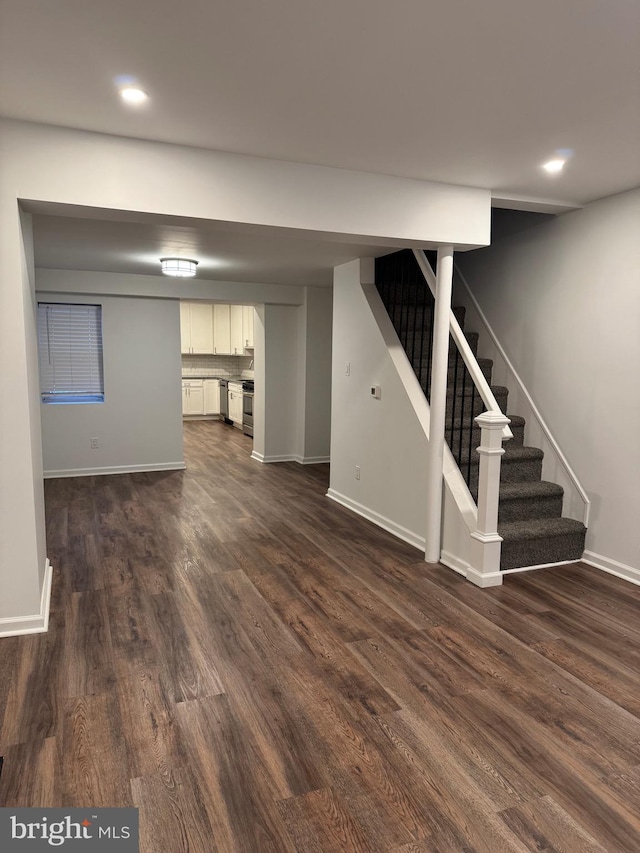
[203,379,220,415]
[182,380,204,415]
[228,382,243,427]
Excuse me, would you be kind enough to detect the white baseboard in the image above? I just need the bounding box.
[326,488,425,551]
[466,567,504,588]
[250,451,297,464]
[251,452,329,465]
[440,550,504,587]
[0,559,53,637]
[43,461,186,479]
[582,551,640,587]
[439,550,469,577]
[500,559,578,575]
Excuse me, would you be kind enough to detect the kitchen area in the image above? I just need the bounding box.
[180,301,256,438]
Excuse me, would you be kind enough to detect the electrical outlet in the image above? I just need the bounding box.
[355,465,360,480]
[90,437,99,449]
[345,362,351,376]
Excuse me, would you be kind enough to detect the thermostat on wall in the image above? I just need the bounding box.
[370,385,381,399]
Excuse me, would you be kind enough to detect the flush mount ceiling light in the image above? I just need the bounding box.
[160,258,198,278]
[119,86,149,105]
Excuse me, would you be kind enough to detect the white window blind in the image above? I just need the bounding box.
[37,303,105,403]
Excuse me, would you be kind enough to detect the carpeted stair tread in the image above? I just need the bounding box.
[498,517,586,569]
[504,445,544,461]
[497,481,564,521]
[500,516,585,539]
[470,479,561,500]
[499,480,563,500]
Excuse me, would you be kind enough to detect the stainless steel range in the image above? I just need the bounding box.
[242,380,254,437]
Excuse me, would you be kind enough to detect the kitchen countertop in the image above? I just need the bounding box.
[181,375,247,381]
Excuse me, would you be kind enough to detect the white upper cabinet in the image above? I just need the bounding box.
[180,303,214,354]
[189,303,214,354]
[181,302,255,356]
[230,305,244,355]
[242,306,255,349]
[213,304,231,354]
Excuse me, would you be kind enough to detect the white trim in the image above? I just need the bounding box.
[466,567,503,588]
[455,264,590,527]
[501,559,579,574]
[43,461,186,479]
[0,559,53,637]
[582,551,640,587]
[326,488,425,551]
[251,452,328,465]
[250,452,297,464]
[440,550,504,587]
[439,550,468,576]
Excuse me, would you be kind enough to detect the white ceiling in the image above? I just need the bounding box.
[30,206,396,286]
[2,0,639,208]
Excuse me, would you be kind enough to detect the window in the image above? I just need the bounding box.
[37,303,104,404]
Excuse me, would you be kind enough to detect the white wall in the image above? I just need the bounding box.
[328,259,429,547]
[457,189,640,575]
[297,287,333,463]
[0,205,47,627]
[252,305,300,463]
[39,293,184,476]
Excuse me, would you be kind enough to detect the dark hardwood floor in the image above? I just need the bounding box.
[1,419,639,851]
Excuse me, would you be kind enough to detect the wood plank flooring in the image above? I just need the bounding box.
[1,420,640,851]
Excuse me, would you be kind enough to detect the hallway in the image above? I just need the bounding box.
[1,420,639,851]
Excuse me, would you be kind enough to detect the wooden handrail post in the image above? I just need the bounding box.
[467,410,511,587]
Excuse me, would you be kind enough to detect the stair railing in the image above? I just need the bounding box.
[413,249,513,443]
[412,249,511,586]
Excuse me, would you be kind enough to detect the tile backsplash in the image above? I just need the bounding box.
[181,354,254,379]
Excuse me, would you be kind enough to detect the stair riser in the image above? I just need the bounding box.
[500,531,585,570]
[500,457,543,484]
[498,494,564,523]
[466,456,543,489]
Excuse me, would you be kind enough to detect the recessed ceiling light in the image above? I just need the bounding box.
[160,258,198,278]
[119,86,149,106]
[542,158,566,174]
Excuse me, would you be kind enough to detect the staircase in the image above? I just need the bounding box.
[376,250,586,571]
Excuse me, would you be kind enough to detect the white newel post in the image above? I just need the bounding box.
[467,410,511,587]
[424,245,454,563]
